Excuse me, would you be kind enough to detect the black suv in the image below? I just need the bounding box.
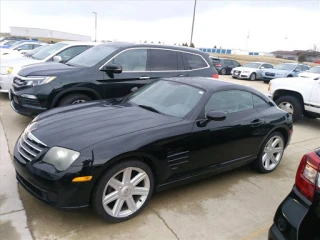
[210,56,241,75]
[10,43,218,117]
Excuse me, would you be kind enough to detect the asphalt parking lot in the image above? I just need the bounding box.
[1,76,320,240]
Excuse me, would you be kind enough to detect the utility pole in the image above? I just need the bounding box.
[92,12,97,42]
[190,0,197,46]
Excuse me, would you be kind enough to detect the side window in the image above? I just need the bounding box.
[295,65,302,72]
[111,49,147,71]
[150,49,178,71]
[224,60,232,65]
[205,90,254,114]
[181,52,207,70]
[253,94,269,108]
[56,46,89,62]
[31,44,41,49]
[233,61,240,67]
[301,65,310,71]
[265,64,273,69]
[14,44,33,50]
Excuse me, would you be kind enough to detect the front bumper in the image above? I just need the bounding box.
[0,73,14,93]
[13,140,94,209]
[232,72,251,79]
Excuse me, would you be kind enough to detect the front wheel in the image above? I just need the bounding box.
[275,96,303,122]
[220,68,227,75]
[92,160,154,222]
[249,73,256,81]
[254,132,285,173]
[58,93,92,106]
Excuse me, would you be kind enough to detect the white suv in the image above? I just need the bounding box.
[268,75,320,122]
[0,41,98,93]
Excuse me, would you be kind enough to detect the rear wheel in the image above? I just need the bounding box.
[254,132,285,173]
[249,73,256,81]
[92,160,154,222]
[58,93,92,106]
[232,76,237,79]
[220,68,227,75]
[275,95,303,122]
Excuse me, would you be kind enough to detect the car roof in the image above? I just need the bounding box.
[94,42,205,54]
[247,62,265,64]
[60,41,101,46]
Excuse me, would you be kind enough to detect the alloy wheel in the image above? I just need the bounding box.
[102,167,150,218]
[262,136,284,171]
[278,102,294,115]
[71,100,87,104]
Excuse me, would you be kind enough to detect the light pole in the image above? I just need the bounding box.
[92,12,97,42]
[190,0,197,46]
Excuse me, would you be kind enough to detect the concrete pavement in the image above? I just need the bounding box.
[0,77,319,240]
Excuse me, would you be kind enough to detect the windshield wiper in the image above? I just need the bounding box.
[138,104,161,113]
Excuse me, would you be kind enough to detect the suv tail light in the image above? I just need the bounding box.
[295,152,320,201]
[212,74,219,79]
[215,64,222,67]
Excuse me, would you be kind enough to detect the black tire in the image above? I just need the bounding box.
[92,160,154,222]
[275,95,303,122]
[232,76,237,79]
[58,93,92,106]
[303,111,318,119]
[249,73,256,81]
[287,75,293,78]
[263,80,270,83]
[253,131,285,173]
[220,68,227,75]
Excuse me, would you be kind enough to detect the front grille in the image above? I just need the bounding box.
[13,77,28,90]
[233,70,241,75]
[18,131,47,162]
[265,72,275,77]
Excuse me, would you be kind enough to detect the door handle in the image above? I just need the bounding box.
[139,76,150,80]
[178,74,185,77]
[251,119,263,127]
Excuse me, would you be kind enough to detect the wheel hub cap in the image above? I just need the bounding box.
[278,102,294,114]
[262,136,284,171]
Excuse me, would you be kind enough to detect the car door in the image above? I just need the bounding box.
[190,90,265,171]
[293,65,302,76]
[149,49,185,79]
[256,64,268,79]
[101,48,152,98]
[309,79,320,114]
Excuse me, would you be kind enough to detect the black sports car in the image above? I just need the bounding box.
[13,77,293,222]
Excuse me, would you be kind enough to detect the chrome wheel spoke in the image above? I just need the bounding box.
[103,191,119,205]
[271,155,278,164]
[262,135,284,170]
[271,138,280,148]
[126,196,137,212]
[131,172,146,186]
[273,147,283,153]
[122,167,132,184]
[108,178,122,190]
[132,187,149,196]
[113,199,125,217]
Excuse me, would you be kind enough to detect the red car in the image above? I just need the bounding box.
[269,149,320,239]
[314,60,320,64]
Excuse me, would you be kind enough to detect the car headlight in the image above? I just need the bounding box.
[42,147,80,171]
[0,66,13,75]
[276,73,285,76]
[24,76,56,86]
[242,71,250,73]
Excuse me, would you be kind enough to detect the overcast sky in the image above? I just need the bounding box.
[1,0,319,52]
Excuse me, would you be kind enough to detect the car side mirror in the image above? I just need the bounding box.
[294,69,300,72]
[102,64,123,74]
[260,66,265,69]
[53,56,62,63]
[17,48,22,51]
[198,111,227,127]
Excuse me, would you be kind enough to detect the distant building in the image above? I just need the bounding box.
[271,50,320,62]
[10,27,91,41]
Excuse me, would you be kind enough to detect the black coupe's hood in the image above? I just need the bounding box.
[30,101,182,151]
[18,62,81,77]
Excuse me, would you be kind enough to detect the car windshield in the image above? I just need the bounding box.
[243,63,260,68]
[210,58,220,64]
[275,63,296,70]
[129,80,204,118]
[25,45,49,57]
[309,67,320,73]
[32,43,68,60]
[67,44,119,67]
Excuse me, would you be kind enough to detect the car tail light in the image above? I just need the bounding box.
[295,152,320,201]
[215,64,222,67]
[212,73,219,79]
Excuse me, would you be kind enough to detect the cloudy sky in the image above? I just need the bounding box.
[1,0,319,52]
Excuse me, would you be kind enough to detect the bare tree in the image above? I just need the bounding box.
[312,43,319,51]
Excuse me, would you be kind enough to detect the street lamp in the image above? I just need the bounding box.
[190,0,197,46]
[92,12,97,42]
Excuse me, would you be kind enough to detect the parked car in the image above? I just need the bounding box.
[314,60,320,64]
[298,66,320,78]
[0,40,17,46]
[13,77,292,222]
[269,149,320,240]
[209,56,241,75]
[0,40,43,50]
[9,43,218,117]
[0,42,47,60]
[262,63,310,83]
[268,76,320,122]
[0,41,96,93]
[231,62,274,81]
